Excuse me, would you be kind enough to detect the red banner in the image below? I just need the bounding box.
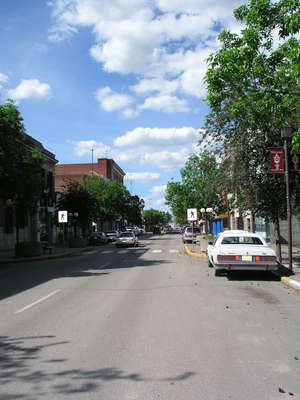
[270,147,284,174]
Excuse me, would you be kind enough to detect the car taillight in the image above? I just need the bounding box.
[217,255,238,262]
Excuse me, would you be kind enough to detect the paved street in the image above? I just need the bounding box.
[0,234,300,400]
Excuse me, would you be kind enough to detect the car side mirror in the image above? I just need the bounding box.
[208,241,213,245]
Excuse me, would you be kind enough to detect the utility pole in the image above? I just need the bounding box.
[91,148,94,175]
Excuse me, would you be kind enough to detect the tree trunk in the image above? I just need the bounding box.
[273,215,282,264]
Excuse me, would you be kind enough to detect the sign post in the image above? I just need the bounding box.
[58,211,68,244]
[187,208,197,249]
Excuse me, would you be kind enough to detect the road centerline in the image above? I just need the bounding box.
[15,289,61,314]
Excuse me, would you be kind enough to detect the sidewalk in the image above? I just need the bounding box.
[0,243,91,266]
[271,243,300,293]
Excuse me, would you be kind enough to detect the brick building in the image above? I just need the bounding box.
[55,158,125,192]
[0,134,57,250]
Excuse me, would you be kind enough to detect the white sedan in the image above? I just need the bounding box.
[207,230,278,276]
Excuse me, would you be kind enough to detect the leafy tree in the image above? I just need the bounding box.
[204,0,300,251]
[143,208,171,227]
[165,152,224,223]
[0,100,46,243]
[126,195,145,226]
[59,181,96,235]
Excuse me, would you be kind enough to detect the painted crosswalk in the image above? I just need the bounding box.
[99,248,180,255]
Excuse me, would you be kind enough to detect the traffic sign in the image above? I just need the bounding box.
[58,210,68,223]
[187,208,197,221]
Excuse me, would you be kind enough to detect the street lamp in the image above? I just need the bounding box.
[281,126,294,272]
[205,208,214,233]
[227,193,233,230]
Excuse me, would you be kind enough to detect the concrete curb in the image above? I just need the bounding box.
[281,276,300,293]
[184,245,207,259]
[0,246,93,265]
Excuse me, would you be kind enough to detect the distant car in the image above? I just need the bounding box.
[105,231,120,242]
[115,231,138,247]
[88,231,108,245]
[207,230,278,276]
[182,226,200,243]
[153,226,161,235]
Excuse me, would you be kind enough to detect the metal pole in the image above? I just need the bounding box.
[284,138,293,272]
[91,148,94,175]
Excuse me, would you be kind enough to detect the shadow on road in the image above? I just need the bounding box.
[226,270,280,281]
[0,241,174,301]
[0,334,195,399]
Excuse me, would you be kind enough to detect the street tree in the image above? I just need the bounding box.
[59,181,96,235]
[165,152,224,223]
[205,0,300,250]
[0,100,46,244]
[126,195,145,226]
[143,209,171,227]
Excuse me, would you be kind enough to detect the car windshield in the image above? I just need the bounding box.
[221,236,263,245]
[120,232,134,238]
[186,227,200,233]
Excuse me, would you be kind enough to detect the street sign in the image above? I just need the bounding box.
[58,210,68,223]
[187,208,197,221]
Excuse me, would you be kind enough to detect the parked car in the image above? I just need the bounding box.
[88,231,108,245]
[182,226,200,243]
[105,231,120,242]
[115,231,138,247]
[207,230,278,276]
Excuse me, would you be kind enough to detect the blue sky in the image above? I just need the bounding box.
[0,0,243,210]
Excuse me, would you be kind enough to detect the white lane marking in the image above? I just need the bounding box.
[101,250,113,254]
[118,250,128,254]
[84,250,98,255]
[169,249,179,253]
[15,290,61,314]
[152,249,162,253]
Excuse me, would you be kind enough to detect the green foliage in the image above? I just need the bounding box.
[205,0,300,221]
[59,181,96,230]
[84,176,144,227]
[165,152,224,223]
[0,100,46,216]
[126,195,145,226]
[143,209,171,226]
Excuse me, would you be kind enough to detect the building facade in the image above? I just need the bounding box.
[0,134,57,250]
[55,158,125,192]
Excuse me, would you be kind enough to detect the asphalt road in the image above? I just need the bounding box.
[0,234,300,400]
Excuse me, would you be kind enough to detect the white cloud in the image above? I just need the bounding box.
[131,78,179,96]
[8,79,52,101]
[73,140,111,158]
[140,95,189,113]
[95,86,133,112]
[151,184,167,196]
[122,108,139,119]
[115,127,199,147]
[0,72,8,83]
[141,149,190,171]
[48,0,245,106]
[124,172,161,182]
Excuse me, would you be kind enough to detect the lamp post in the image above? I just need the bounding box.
[200,208,206,234]
[281,126,293,272]
[227,193,233,230]
[206,207,213,234]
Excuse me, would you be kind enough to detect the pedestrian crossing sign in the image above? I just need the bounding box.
[187,208,197,221]
[58,210,68,223]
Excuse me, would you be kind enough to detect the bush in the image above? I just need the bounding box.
[15,241,42,258]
